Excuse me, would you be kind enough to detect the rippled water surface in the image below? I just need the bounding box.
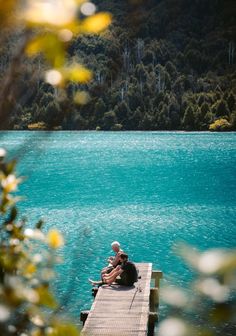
[1,131,236,320]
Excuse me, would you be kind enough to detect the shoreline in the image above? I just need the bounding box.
[0,130,236,135]
[0,130,236,134]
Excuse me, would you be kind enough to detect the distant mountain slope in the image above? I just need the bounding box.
[9,0,236,130]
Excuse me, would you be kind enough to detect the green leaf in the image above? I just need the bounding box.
[48,323,80,336]
[37,286,58,309]
[8,206,17,222]
[5,159,17,175]
[35,219,44,230]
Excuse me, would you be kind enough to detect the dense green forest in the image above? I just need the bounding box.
[2,0,236,131]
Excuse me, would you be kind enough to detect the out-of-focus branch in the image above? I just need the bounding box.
[0,29,32,129]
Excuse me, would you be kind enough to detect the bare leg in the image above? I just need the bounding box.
[104,265,121,278]
[89,267,121,286]
[88,278,103,286]
[103,270,121,284]
[100,266,113,279]
[89,276,115,286]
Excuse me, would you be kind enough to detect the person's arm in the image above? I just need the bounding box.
[103,265,120,278]
[111,252,122,267]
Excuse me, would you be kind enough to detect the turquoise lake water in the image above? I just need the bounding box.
[0,131,236,321]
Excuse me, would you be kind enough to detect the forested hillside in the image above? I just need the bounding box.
[3,0,236,130]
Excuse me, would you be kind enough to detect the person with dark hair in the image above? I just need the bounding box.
[89,253,138,287]
[114,253,138,286]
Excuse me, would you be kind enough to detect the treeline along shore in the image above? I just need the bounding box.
[2,0,236,131]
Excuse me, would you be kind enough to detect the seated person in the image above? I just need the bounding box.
[90,253,138,287]
[101,241,123,276]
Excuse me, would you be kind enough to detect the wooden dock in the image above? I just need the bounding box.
[81,263,162,336]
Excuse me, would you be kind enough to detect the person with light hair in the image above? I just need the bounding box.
[109,241,122,264]
[101,241,123,276]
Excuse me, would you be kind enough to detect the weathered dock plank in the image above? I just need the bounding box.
[81,263,154,336]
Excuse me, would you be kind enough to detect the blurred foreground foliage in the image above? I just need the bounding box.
[0,149,80,335]
[0,0,111,128]
[159,244,236,336]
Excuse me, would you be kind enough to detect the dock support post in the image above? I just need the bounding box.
[150,288,159,311]
[92,287,99,298]
[148,270,163,336]
[151,270,163,288]
[80,310,90,325]
[148,312,158,336]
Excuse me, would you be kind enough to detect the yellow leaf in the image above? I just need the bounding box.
[47,229,64,249]
[65,65,92,83]
[26,34,65,68]
[49,323,80,336]
[75,0,86,4]
[23,263,37,275]
[81,12,112,34]
[37,285,58,308]
[1,174,21,193]
[26,38,41,56]
[31,330,43,336]
[74,91,90,105]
